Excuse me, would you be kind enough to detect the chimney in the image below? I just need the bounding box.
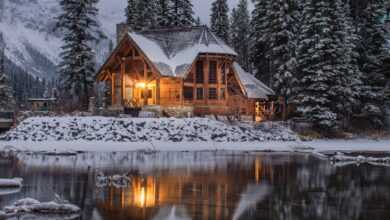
[116,23,129,44]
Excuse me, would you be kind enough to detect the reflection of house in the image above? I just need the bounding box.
[97,25,274,120]
[27,98,57,111]
[96,157,273,220]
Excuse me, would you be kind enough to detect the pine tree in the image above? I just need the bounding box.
[251,0,272,84]
[210,0,230,43]
[195,16,201,26]
[156,0,172,28]
[266,0,297,105]
[294,0,347,130]
[134,0,158,31]
[56,0,101,109]
[125,0,138,30]
[333,0,363,126]
[230,0,251,71]
[357,0,388,127]
[169,0,195,27]
[0,34,16,111]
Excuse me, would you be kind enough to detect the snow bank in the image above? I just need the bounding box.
[0,178,23,188]
[1,198,80,217]
[330,152,390,164]
[0,117,297,151]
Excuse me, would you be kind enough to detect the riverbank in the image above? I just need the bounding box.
[0,139,389,154]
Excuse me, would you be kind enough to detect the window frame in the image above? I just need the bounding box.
[208,88,218,100]
[208,61,217,84]
[196,87,204,100]
[196,61,204,83]
[183,86,194,100]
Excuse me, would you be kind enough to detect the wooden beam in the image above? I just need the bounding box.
[143,61,148,106]
[156,77,161,105]
[111,72,116,105]
[120,61,125,105]
[180,79,184,106]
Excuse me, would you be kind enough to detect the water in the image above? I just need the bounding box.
[0,151,390,220]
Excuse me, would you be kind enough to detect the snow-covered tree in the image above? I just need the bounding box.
[356,0,388,127]
[156,0,172,28]
[267,0,297,107]
[195,16,201,25]
[210,0,230,43]
[251,0,272,84]
[125,0,138,30]
[169,0,195,27]
[134,0,158,31]
[0,34,16,111]
[56,0,101,109]
[332,0,363,126]
[230,0,251,71]
[294,0,347,130]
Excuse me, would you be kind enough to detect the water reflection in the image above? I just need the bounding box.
[0,152,389,220]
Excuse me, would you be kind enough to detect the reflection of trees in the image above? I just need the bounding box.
[269,158,390,220]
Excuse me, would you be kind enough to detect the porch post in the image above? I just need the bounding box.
[120,61,125,106]
[156,77,161,105]
[143,62,148,106]
[111,72,116,106]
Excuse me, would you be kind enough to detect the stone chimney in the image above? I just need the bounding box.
[116,23,129,44]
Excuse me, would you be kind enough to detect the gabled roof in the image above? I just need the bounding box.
[233,62,275,99]
[129,26,237,77]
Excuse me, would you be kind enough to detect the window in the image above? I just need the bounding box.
[221,63,226,84]
[209,61,217,84]
[183,87,194,100]
[220,88,226,100]
[196,88,204,100]
[208,88,218,100]
[196,61,204,83]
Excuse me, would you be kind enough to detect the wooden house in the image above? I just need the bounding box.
[96,25,274,120]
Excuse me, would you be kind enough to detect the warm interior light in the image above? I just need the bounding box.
[136,82,155,89]
[136,82,146,89]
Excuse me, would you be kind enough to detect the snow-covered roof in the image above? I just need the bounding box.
[233,63,275,99]
[129,26,237,77]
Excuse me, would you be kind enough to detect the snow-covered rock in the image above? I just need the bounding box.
[2,198,80,216]
[0,117,298,143]
[0,178,23,188]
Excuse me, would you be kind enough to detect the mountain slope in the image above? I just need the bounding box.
[0,0,127,79]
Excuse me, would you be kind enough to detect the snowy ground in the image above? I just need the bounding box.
[0,117,389,154]
[0,116,298,152]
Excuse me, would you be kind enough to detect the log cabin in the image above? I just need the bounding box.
[96,25,275,121]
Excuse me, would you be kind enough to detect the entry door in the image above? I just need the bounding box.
[136,87,156,106]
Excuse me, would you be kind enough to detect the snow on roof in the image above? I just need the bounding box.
[233,62,275,99]
[129,26,237,77]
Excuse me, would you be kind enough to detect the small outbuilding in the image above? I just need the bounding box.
[27,98,57,112]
